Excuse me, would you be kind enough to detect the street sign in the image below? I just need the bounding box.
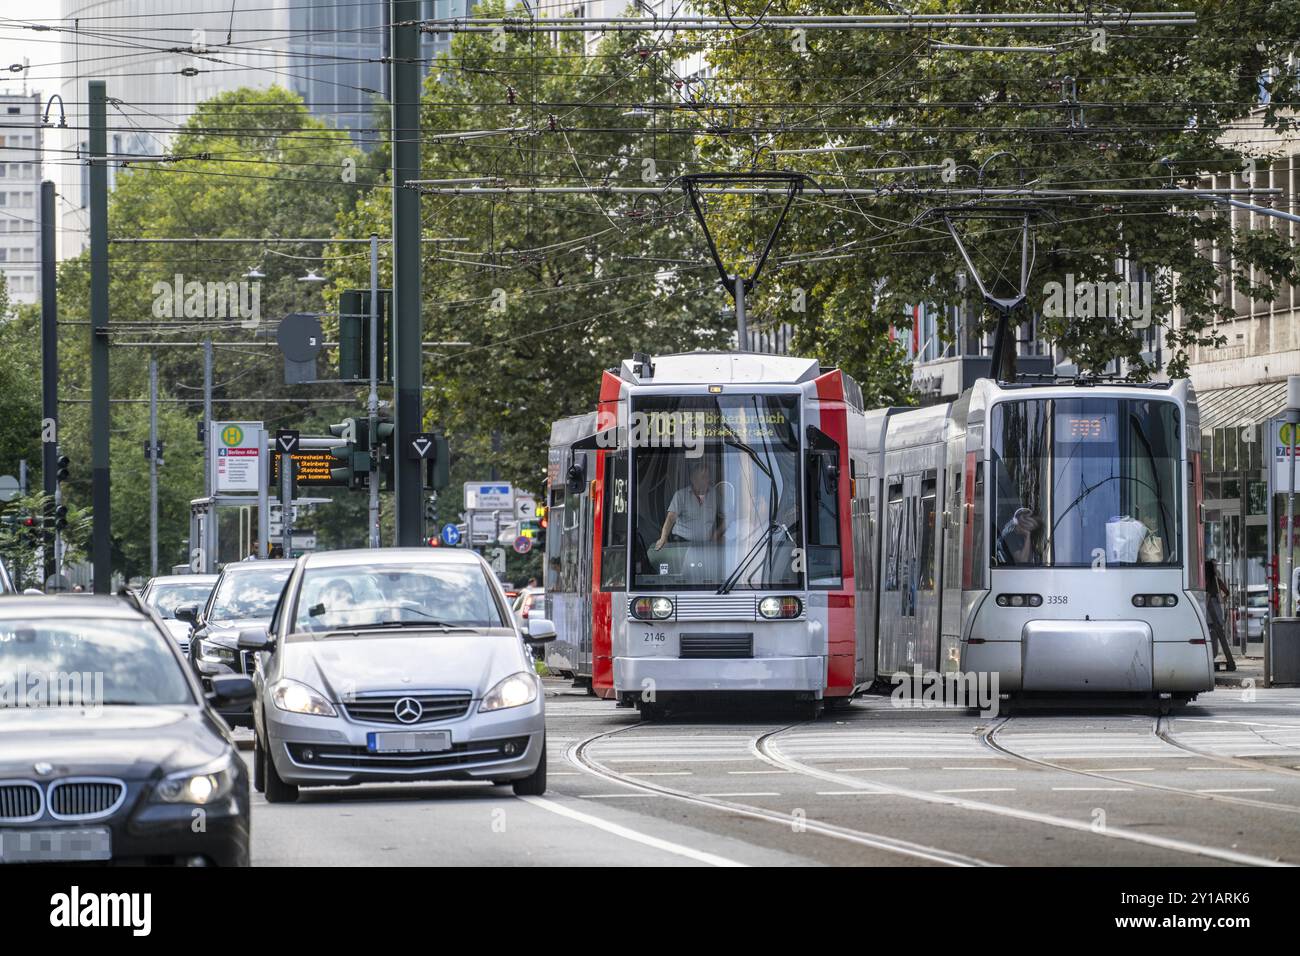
[291,531,317,551]
[213,421,263,493]
[513,535,533,555]
[275,429,301,455]
[487,547,507,574]
[440,523,462,546]
[408,432,436,459]
[465,482,513,510]
[515,495,536,521]
[0,475,19,502]
[470,512,497,545]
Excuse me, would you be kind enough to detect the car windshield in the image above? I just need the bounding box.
[0,618,193,707]
[146,582,216,619]
[292,563,507,632]
[1247,592,1268,609]
[208,566,292,621]
[990,397,1182,568]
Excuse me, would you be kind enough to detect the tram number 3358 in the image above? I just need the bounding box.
[1047,595,1068,605]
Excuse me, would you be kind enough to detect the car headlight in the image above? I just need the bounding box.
[270,678,337,717]
[152,754,237,805]
[197,639,237,665]
[480,672,539,712]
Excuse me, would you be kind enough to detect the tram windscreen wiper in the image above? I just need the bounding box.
[716,522,791,595]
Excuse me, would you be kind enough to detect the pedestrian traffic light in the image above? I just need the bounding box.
[423,434,450,491]
[56,455,70,482]
[374,421,397,490]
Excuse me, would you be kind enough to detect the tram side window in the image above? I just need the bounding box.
[918,477,937,592]
[545,500,565,593]
[884,481,904,591]
[600,451,628,590]
[971,464,985,586]
[805,449,842,588]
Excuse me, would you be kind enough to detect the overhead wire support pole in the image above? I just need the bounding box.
[391,0,424,547]
[40,180,57,586]
[89,80,111,594]
[368,233,381,550]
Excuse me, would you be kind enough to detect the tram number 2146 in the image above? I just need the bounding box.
[642,631,667,643]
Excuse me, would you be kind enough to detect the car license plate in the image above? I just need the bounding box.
[367,731,452,753]
[0,827,112,863]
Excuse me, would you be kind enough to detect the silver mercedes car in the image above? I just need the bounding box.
[241,548,554,803]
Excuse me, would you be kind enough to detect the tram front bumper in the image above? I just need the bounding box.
[614,655,825,694]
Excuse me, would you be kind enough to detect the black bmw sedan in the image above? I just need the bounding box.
[0,595,253,866]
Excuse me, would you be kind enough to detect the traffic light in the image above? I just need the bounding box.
[54,505,68,532]
[374,421,396,490]
[56,455,70,483]
[328,417,372,489]
[337,289,391,382]
[424,434,450,491]
[20,516,41,547]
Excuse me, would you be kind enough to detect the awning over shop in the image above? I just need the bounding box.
[1197,379,1291,430]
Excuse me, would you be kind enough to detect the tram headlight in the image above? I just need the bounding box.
[632,597,674,620]
[1133,594,1178,608]
[759,596,803,619]
[996,593,1042,608]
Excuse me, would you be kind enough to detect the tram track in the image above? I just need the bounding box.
[981,716,1300,815]
[567,721,996,867]
[750,722,1293,867]
[1153,716,1300,779]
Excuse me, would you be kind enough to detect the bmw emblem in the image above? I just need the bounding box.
[33,762,53,776]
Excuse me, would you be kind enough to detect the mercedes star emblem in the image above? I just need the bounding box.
[393,697,423,724]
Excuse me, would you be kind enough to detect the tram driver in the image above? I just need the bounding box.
[650,461,728,581]
[996,506,1043,565]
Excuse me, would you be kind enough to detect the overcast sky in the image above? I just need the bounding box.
[1,3,75,98]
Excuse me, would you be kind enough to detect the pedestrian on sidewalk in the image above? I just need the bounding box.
[1205,558,1236,671]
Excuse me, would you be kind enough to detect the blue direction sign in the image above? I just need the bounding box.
[440,523,462,546]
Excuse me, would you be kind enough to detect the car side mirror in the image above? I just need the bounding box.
[208,675,255,707]
[174,603,199,624]
[237,627,272,651]
[525,617,557,644]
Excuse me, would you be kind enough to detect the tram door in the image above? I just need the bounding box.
[912,471,941,673]
[878,475,920,674]
[574,481,596,679]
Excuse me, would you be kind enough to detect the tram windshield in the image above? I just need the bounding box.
[990,397,1182,568]
[630,393,802,591]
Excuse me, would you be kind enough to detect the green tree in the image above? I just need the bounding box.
[330,5,734,499]
[0,492,91,591]
[50,87,374,573]
[697,0,1300,386]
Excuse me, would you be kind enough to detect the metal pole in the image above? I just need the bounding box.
[39,180,57,585]
[88,80,111,594]
[1289,422,1296,618]
[368,233,381,549]
[280,452,293,557]
[149,354,159,577]
[257,430,270,559]
[392,0,424,547]
[734,276,747,347]
[202,339,215,570]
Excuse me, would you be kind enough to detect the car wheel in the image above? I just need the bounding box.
[262,737,299,803]
[252,733,266,794]
[512,739,547,796]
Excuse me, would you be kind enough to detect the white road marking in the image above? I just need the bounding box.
[1195,788,1277,794]
[626,771,693,777]
[934,788,1017,794]
[521,795,745,867]
[698,791,781,798]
